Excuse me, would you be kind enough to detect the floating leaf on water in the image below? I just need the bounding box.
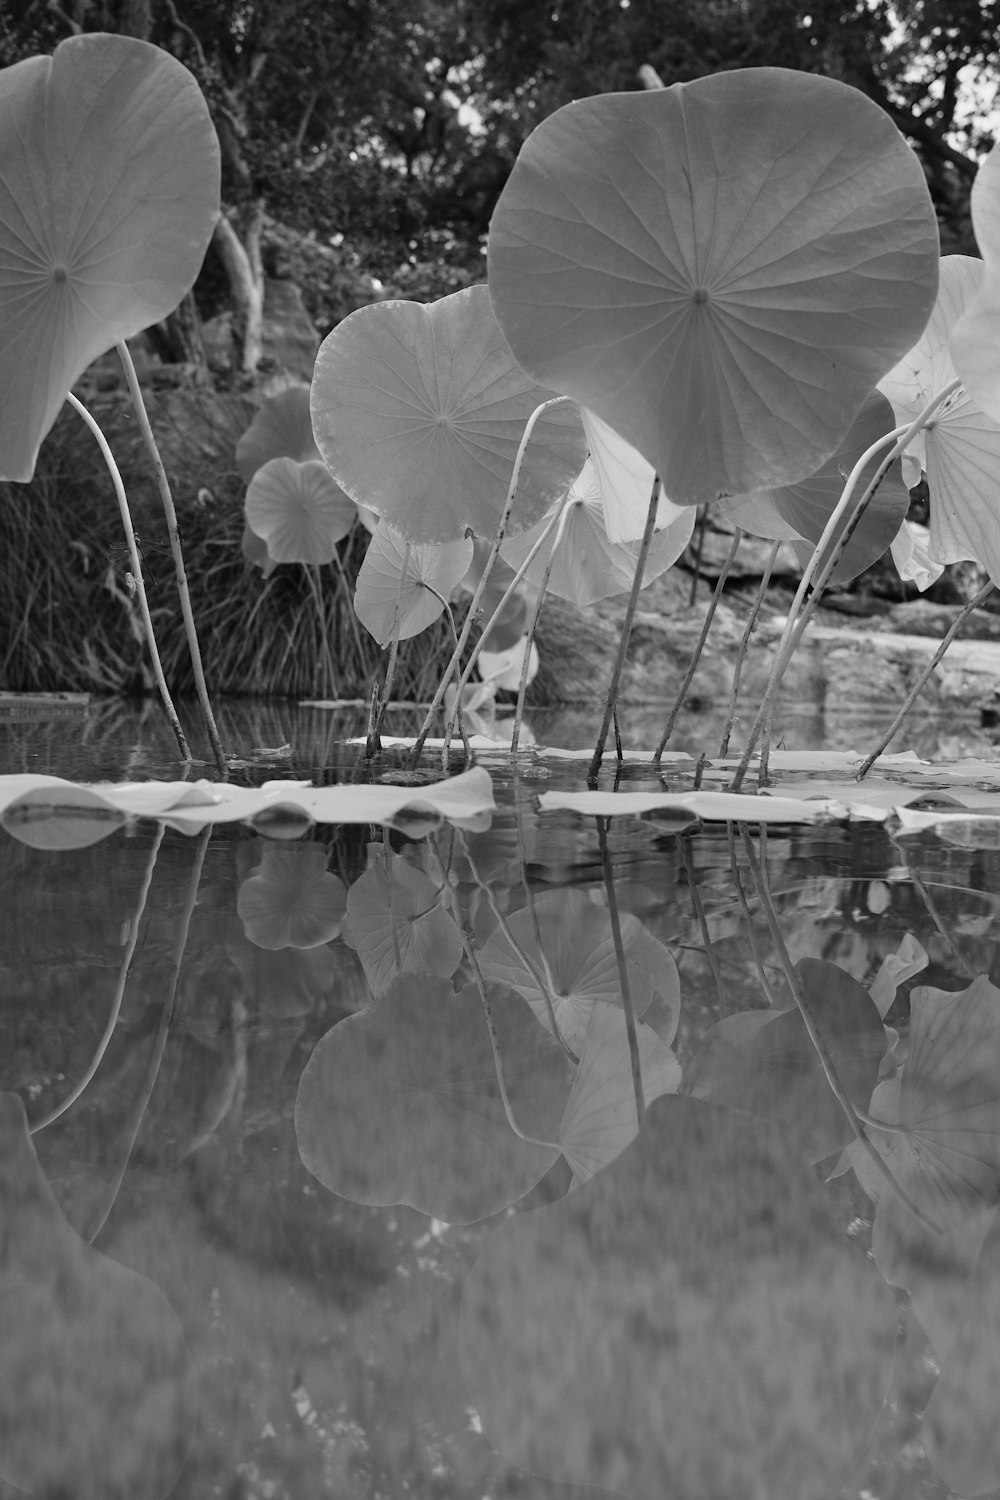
[294,975,561,1222]
[0,34,220,481]
[488,69,938,505]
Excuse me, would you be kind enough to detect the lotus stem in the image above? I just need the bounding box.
[856,579,995,778]
[654,527,742,764]
[116,341,226,775]
[66,393,191,761]
[731,379,963,792]
[510,494,574,751]
[719,541,779,757]
[588,474,662,782]
[408,395,573,767]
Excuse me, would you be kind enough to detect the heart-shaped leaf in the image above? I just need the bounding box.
[294,975,562,1222]
[354,523,474,644]
[0,34,220,480]
[236,383,320,482]
[245,456,356,565]
[310,284,587,543]
[488,69,939,505]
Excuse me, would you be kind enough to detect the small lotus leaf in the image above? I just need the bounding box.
[236,844,347,950]
[354,522,474,645]
[488,69,938,505]
[0,35,220,480]
[310,284,587,543]
[236,383,319,482]
[245,456,356,565]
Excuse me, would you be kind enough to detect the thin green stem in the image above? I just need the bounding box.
[408,396,573,767]
[719,542,779,758]
[588,473,662,782]
[512,495,576,752]
[654,527,742,764]
[116,341,226,775]
[66,393,191,761]
[731,379,962,792]
[856,579,995,777]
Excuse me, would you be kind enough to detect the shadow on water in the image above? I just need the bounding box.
[1,698,999,1498]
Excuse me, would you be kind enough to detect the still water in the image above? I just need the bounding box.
[2,698,999,1500]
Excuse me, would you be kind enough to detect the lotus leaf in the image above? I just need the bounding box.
[236,383,320,482]
[236,844,347,950]
[343,850,463,996]
[488,69,938,507]
[0,34,220,480]
[354,523,474,644]
[245,456,356,565]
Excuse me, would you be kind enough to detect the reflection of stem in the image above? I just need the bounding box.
[460,834,576,1061]
[588,474,662,782]
[901,856,976,981]
[679,835,727,1011]
[732,379,963,792]
[31,824,166,1134]
[719,542,779,758]
[87,825,212,1245]
[66,393,191,762]
[856,580,995,778]
[725,823,780,1009]
[381,838,404,974]
[654,528,742,764]
[597,818,644,1127]
[116,342,226,775]
[409,396,573,767]
[737,823,944,1237]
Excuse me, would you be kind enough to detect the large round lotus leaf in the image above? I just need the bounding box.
[0,34,220,481]
[236,384,320,482]
[310,284,588,543]
[719,390,910,584]
[245,457,357,564]
[460,1094,897,1499]
[488,69,939,506]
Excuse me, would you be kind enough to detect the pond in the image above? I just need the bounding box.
[2,697,1000,1500]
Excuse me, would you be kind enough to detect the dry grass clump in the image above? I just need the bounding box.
[0,385,462,702]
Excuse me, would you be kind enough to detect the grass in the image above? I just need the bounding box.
[0,385,467,703]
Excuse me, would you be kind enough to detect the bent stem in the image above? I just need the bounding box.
[511,496,576,751]
[117,341,226,775]
[66,393,191,762]
[731,379,962,792]
[369,539,412,757]
[588,474,662,782]
[30,823,165,1135]
[654,527,742,764]
[856,579,995,777]
[408,395,573,767]
[738,823,944,1236]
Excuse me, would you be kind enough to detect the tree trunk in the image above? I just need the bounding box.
[213,208,265,375]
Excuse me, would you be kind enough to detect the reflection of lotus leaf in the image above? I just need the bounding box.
[343,851,463,996]
[294,975,563,1222]
[488,69,938,506]
[0,1094,195,1498]
[237,844,347,949]
[687,959,887,1162]
[479,888,675,1052]
[460,1094,896,1499]
[310,284,588,543]
[0,35,220,480]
